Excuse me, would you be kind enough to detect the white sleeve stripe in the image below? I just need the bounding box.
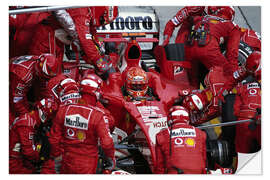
[171,17,180,26]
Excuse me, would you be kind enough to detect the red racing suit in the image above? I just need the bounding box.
[9,8,50,58]
[185,15,240,87]
[29,7,118,74]
[66,7,119,73]
[9,55,50,118]
[9,111,55,174]
[49,102,115,174]
[240,28,261,52]
[155,123,207,174]
[187,64,252,125]
[233,82,261,153]
[187,66,228,125]
[28,16,65,62]
[163,6,206,45]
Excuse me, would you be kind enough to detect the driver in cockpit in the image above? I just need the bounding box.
[123,66,158,102]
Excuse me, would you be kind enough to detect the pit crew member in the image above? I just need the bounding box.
[184,6,240,86]
[162,6,235,46]
[233,81,261,153]
[49,81,115,174]
[154,106,207,174]
[123,66,158,102]
[162,6,206,46]
[9,54,60,119]
[9,6,50,58]
[9,98,58,174]
[79,72,115,132]
[239,27,261,52]
[181,51,261,125]
[29,6,119,76]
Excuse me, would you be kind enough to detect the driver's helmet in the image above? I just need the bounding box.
[182,92,206,114]
[207,6,235,21]
[245,51,261,81]
[91,6,118,27]
[125,67,148,98]
[36,98,58,124]
[80,73,103,100]
[35,53,59,79]
[168,106,190,125]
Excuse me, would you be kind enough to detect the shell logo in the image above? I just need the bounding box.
[185,138,195,147]
[209,19,219,24]
[77,131,86,141]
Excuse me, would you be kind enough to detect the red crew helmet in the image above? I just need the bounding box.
[80,73,103,100]
[36,53,59,79]
[182,92,207,114]
[245,51,261,80]
[168,106,190,125]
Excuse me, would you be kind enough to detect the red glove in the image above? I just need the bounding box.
[96,54,118,75]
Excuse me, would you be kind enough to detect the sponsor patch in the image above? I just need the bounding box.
[209,19,219,24]
[65,114,89,130]
[67,128,75,137]
[185,138,196,147]
[247,83,260,89]
[137,106,164,122]
[248,89,257,95]
[60,93,81,102]
[152,118,167,128]
[77,130,86,141]
[174,137,184,146]
[96,15,155,32]
[171,128,196,137]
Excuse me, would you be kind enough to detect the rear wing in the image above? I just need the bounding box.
[96,7,160,53]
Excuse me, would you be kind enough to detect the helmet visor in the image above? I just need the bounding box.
[131,84,147,91]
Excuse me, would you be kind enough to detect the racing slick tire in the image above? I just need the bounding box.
[206,139,232,170]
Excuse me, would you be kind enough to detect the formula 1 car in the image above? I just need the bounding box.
[9,6,260,174]
[98,35,235,174]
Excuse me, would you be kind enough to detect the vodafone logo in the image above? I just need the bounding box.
[174,138,183,145]
[249,89,257,95]
[67,128,75,137]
